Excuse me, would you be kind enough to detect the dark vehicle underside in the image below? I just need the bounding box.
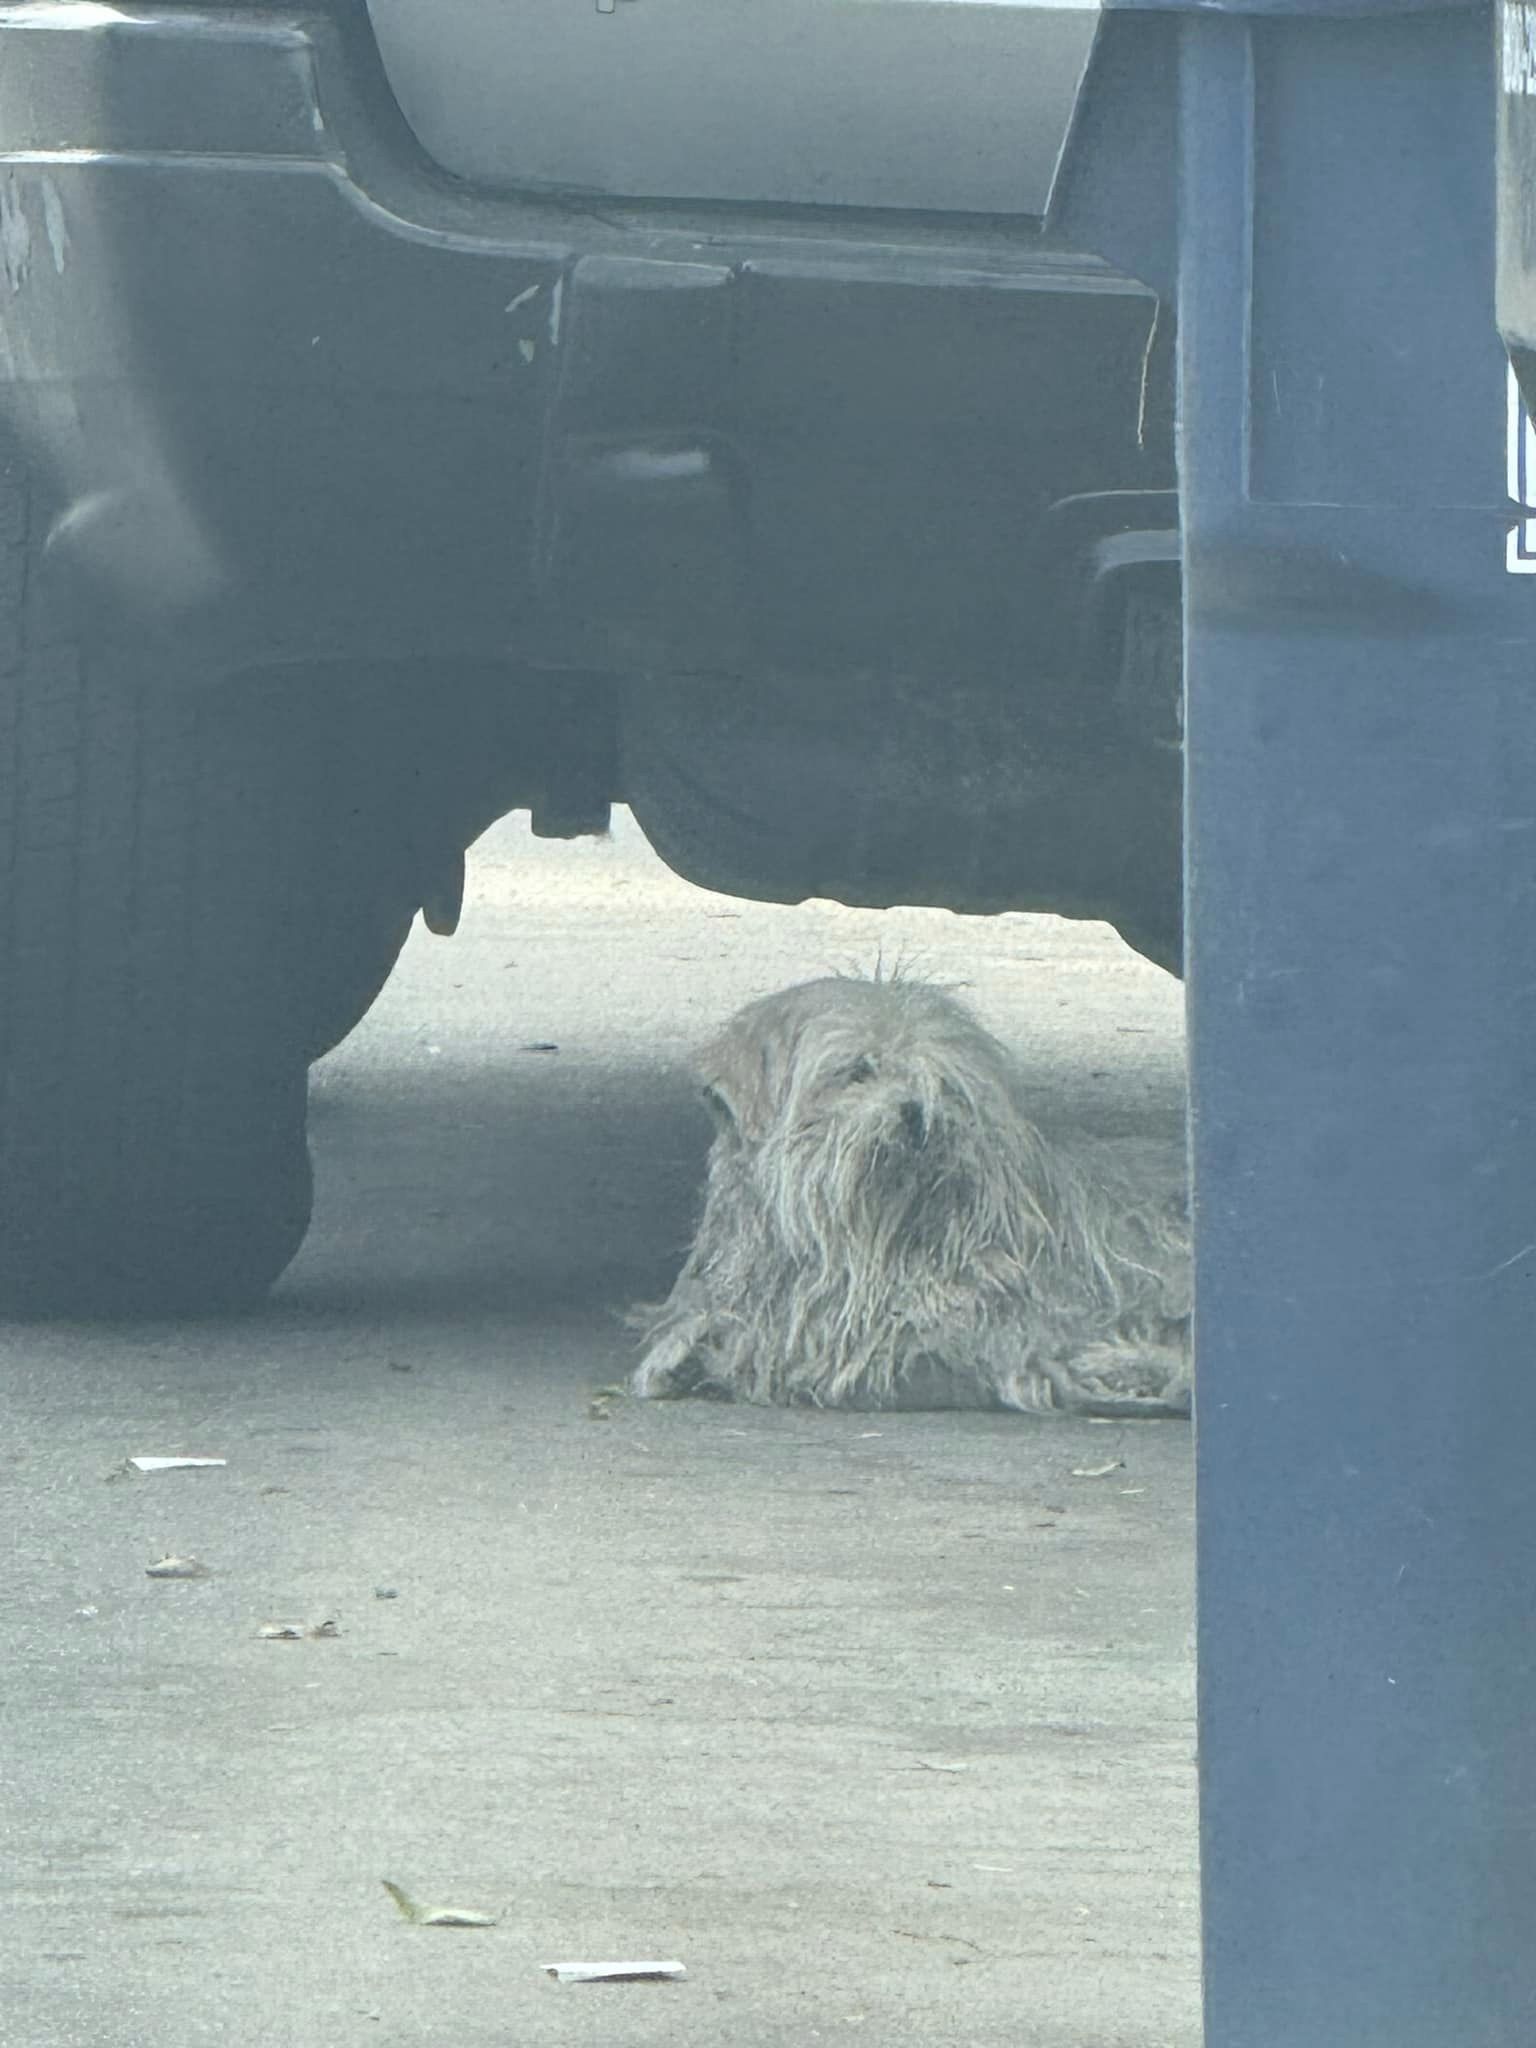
[0,2,1180,1314]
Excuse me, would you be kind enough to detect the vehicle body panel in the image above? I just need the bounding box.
[365,0,1098,216]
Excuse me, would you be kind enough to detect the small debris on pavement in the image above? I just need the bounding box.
[258,1619,340,1640]
[127,1455,226,1474]
[145,1556,211,1579]
[910,1760,968,1774]
[374,1587,399,1600]
[542,1960,687,1984]
[382,1880,498,1928]
[519,1041,559,1054]
[893,1928,984,1954]
[74,1605,99,1619]
[1070,1459,1125,1479]
[586,1382,629,1421]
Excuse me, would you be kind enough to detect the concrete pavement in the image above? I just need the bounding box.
[1,811,1196,2046]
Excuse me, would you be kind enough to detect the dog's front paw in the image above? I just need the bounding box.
[631,1311,723,1401]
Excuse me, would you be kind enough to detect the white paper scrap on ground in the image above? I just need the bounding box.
[145,1556,211,1579]
[129,1457,227,1472]
[542,1960,687,1984]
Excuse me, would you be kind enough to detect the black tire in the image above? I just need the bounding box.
[0,472,315,1317]
[287,682,432,1064]
[300,895,415,1065]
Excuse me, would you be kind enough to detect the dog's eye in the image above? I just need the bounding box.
[845,1057,876,1085]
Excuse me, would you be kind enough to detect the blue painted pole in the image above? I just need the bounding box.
[1177,6,1536,2042]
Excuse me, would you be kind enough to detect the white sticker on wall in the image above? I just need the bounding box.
[1505,0,1536,96]
[1506,365,1536,573]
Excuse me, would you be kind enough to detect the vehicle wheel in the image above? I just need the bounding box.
[291,694,433,1065]
[300,895,416,1065]
[0,519,315,1316]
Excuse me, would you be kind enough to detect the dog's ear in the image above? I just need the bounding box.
[700,1081,737,1133]
[698,1063,768,1142]
[698,1018,783,1143]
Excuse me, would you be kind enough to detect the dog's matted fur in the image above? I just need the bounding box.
[631,976,1191,1417]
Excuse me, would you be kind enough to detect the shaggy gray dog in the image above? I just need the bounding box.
[631,977,1191,1417]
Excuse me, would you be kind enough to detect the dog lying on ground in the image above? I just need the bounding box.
[630,976,1191,1418]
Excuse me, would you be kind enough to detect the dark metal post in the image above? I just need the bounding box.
[1177,5,1536,2043]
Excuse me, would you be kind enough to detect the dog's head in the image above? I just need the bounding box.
[696,977,1042,1202]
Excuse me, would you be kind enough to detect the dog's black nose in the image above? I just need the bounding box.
[899,1099,927,1146]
